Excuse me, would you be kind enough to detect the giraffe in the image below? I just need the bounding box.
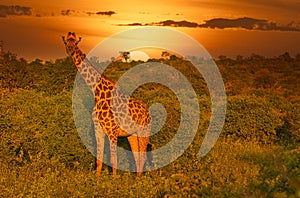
[62,32,152,176]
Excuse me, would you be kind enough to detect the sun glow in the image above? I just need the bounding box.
[130,50,150,61]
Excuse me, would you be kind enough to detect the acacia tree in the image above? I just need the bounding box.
[120,51,130,62]
[161,51,170,59]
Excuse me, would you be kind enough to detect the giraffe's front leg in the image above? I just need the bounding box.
[92,110,105,176]
[101,126,118,176]
[109,139,118,176]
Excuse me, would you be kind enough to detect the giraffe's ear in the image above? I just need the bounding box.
[62,36,67,45]
[76,37,82,45]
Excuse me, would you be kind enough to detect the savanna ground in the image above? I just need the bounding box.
[0,49,299,197]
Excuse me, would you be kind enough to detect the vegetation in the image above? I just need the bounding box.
[0,48,299,197]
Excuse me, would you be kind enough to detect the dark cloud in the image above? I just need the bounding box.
[0,5,32,18]
[118,17,300,32]
[117,20,198,28]
[118,22,143,26]
[61,9,75,16]
[86,11,94,16]
[96,11,116,16]
[200,17,300,32]
[151,20,198,28]
[84,11,116,16]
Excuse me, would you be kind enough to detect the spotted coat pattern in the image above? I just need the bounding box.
[63,32,152,176]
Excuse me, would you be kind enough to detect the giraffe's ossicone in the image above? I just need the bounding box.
[62,32,153,176]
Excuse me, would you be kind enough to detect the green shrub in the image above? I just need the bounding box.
[224,95,283,143]
[0,89,94,169]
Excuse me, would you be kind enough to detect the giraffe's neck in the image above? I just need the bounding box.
[71,46,104,94]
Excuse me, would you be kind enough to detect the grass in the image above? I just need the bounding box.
[0,51,299,197]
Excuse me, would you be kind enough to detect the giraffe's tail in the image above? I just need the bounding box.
[146,143,154,168]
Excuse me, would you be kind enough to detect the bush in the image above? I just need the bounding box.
[223,95,283,143]
[0,89,94,169]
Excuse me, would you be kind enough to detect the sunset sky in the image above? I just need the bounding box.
[0,0,299,60]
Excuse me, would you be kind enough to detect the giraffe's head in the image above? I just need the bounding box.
[62,32,82,55]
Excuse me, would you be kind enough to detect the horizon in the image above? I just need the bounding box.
[0,1,300,61]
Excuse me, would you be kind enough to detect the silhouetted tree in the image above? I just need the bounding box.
[89,56,100,65]
[249,53,265,61]
[236,55,243,61]
[279,52,293,62]
[161,51,170,59]
[295,53,300,61]
[218,55,227,60]
[120,51,130,62]
[170,54,179,60]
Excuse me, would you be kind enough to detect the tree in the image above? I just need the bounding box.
[279,52,293,62]
[236,55,243,61]
[170,54,179,60]
[119,51,130,62]
[295,53,300,61]
[89,56,100,65]
[161,51,170,59]
[249,53,265,61]
[218,55,227,61]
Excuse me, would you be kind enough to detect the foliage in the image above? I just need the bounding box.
[0,53,76,94]
[0,50,299,197]
[224,95,283,143]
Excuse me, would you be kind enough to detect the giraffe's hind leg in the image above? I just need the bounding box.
[127,129,150,176]
[137,136,149,175]
[139,124,152,172]
[127,135,143,176]
[92,110,105,176]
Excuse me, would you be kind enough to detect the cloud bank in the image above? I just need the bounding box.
[0,5,32,18]
[0,4,116,18]
[61,10,116,16]
[85,11,117,16]
[200,17,299,32]
[95,11,116,16]
[61,9,75,16]
[118,17,300,32]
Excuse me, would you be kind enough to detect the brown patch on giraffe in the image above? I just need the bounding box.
[100,92,105,99]
[102,111,108,117]
[106,91,111,98]
[102,102,109,110]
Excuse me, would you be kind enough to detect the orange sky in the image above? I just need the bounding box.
[0,0,299,60]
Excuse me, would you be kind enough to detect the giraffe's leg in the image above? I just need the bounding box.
[136,125,152,176]
[109,138,118,176]
[127,135,141,176]
[137,136,148,176]
[92,110,105,176]
[100,126,118,176]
